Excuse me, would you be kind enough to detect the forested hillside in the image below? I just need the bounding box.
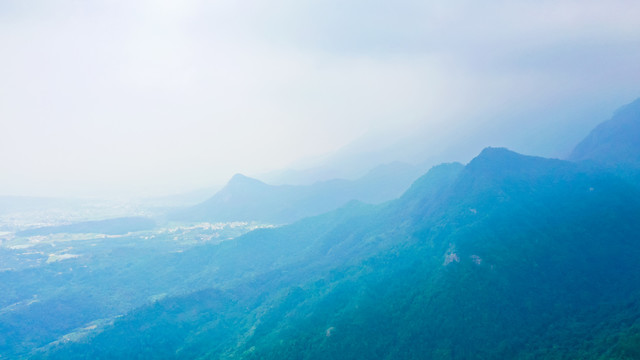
[3,99,640,359]
[38,145,640,359]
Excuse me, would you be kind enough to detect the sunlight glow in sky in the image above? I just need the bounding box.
[1,0,639,197]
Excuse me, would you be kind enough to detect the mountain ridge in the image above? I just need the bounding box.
[569,97,640,165]
[40,140,640,359]
[17,97,640,359]
[172,161,425,224]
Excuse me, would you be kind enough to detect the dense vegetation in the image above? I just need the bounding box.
[33,147,640,359]
[3,99,640,359]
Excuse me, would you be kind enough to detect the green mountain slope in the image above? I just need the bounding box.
[38,147,640,359]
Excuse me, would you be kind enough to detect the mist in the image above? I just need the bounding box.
[1,0,639,198]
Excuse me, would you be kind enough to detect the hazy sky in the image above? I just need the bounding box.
[1,0,639,198]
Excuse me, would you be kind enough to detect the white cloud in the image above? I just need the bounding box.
[1,0,639,197]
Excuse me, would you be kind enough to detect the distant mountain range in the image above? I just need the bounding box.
[171,161,425,224]
[176,98,640,226]
[35,98,640,359]
[570,97,640,166]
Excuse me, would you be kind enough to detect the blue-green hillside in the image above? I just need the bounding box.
[4,98,640,359]
[37,144,640,359]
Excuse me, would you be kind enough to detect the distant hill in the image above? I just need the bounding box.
[569,97,640,165]
[40,146,640,359]
[14,98,640,359]
[172,161,424,224]
[16,217,156,237]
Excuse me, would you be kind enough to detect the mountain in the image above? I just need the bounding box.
[569,97,640,166]
[172,162,424,224]
[38,146,640,359]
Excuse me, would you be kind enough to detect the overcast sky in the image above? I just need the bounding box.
[1,0,639,198]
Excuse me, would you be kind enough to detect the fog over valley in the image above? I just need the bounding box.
[2,1,640,359]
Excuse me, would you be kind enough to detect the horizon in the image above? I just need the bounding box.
[2,0,639,198]
[3,3,640,358]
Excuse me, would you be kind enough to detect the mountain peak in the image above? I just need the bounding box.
[221,173,271,194]
[227,173,265,186]
[465,147,567,181]
[475,147,518,160]
[467,147,527,170]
